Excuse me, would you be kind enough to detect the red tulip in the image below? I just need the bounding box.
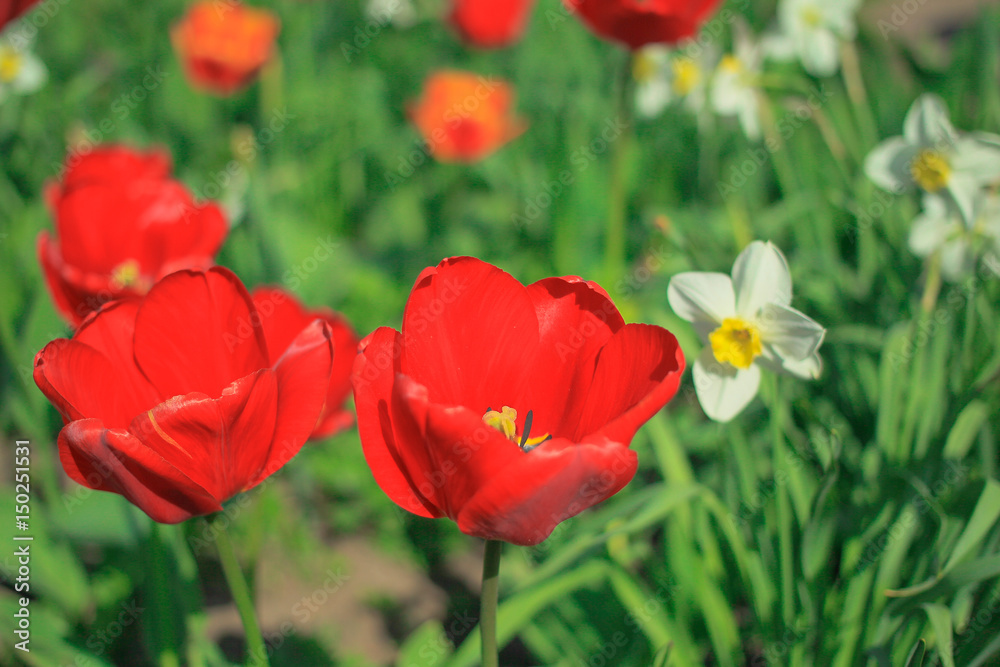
[352,257,684,546]
[171,0,280,96]
[251,286,359,439]
[409,71,527,163]
[566,0,722,50]
[449,0,536,48]
[0,1,40,32]
[38,145,228,327]
[33,267,335,524]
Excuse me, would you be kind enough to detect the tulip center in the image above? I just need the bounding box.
[110,259,144,290]
[482,406,551,452]
[910,149,951,192]
[0,48,22,83]
[671,58,701,97]
[709,317,762,370]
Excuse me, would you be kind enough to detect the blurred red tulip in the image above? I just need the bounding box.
[251,286,359,439]
[33,267,335,524]
[567,0,722,50]
[449,0,535,48]
[409,71,527,163]
[171,0,280,96]
[0,0,40,32]
[38,145,228,327]
[352,257,685,545]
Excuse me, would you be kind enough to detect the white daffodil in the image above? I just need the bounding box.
[633,42,714,119]
[366,0,416,28]
[864,94,1000,226]
[0,26,47,104]
[667,241,826,423]
[910,192,1000,282]
[711,21,763,140]
[764,0,861,77]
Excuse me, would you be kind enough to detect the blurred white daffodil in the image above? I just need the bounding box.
[910,192,1000,282]
[667,241,826,423]
[366,0,416,28]
[0,27,46,103]
[764,0,861,77]
[864,94,1000,225]
[711,22,763,140]
[633,43,715,119]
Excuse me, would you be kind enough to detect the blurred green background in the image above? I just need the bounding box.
[3,0,1000,665]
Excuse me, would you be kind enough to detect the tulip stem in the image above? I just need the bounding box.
[605,52,634,288]
[213,519,269,667]
[480,540,503,667]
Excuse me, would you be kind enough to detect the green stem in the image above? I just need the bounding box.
[763,375,796,629]
[605,53,634,287]
[150,523,181,667]
[480,540,503,667]
[213,517,269,667]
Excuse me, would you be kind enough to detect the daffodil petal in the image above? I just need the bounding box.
[693,348,760,423]
[864,138,918,192]
[904,94,957,148]
[908,197,956,257]
[667,271,735,328]
[780,351,823,380]
[732,241,792,317]
[757,302,825,362]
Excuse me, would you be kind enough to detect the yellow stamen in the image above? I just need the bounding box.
[910,149,951,192]
[709,318,763,369]
[719,55,743,74]
[482,405,551,451]
[632,51,657,84]
[110,259,142,289]
[671,58,700,97]
[800,6,823,28]
[0,47,22,83]
[482,406,518,441]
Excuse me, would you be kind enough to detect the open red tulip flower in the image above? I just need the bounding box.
[352,257,685,546]
[567,0,723,50]
[449,0,536,48]
[38,145,228,328]
[1,0,40,31]
[33,267,335,524]
[251,286,359,439]
[409,71,527,163]
[171,0,280,96]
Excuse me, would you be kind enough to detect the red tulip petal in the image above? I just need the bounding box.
[37,232,79,326]
[449,0,535,48]
[525,276,624,436]
[216,369,279,495]
[129,393,229,500]
[579,324,685,444]
[392,374,519,519]
[400,256,539,412]
[35,302,160,429]
[248,319,333,487]
[457,436,637,545]
[250,286,313,363]
[58,418,222,524]
[352,327,441,518]
[134,267,269,399]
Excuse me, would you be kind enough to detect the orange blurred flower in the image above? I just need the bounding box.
[409,71,527,163]
[171,1,280,96]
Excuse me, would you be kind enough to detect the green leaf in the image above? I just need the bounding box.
[943,400,991,460]
[397,620,452,667]
[904,639,926,667]
[922,603,955,667]
[943,480,1000,573]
